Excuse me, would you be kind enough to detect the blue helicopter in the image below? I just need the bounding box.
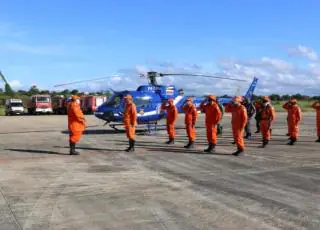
[55,71,258,131]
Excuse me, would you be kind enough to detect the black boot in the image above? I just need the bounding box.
[69,141,79,155]
[126,140,135,152]
[166,139,174,144]
[204,144,215,153]
[204,143,212,152]
[262,139,269,148]
[244,133,251,139]
[315,137,320,143]
[232,148,244,156]
[287,138,296,145]
[184,141,194,149]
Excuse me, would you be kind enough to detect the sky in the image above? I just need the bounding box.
[1,0,320,96]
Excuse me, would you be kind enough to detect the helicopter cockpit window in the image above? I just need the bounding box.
[134,96,151,107]
[103,95,121,107]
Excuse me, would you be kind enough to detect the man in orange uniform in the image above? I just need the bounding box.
[182,97,198,149]
[200,95,222,153]
[282,98,302,145]
[225,96,248,156]
[123,95,137,152]
[259,96,276,147]
[161,98,178,144]
[311,100,320,142]
[68,95,86,155]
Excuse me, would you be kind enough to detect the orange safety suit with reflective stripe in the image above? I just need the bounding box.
[183,104,198,142]
[68,101,86,143]
[161,103,178,139]
[123,102,137,140]
[283,102,302,141]
[312,102,320,137]
[225,103,248,151]
[260,104,276,141]
[200,102,222,144]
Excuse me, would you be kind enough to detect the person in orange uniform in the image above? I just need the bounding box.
[123,94,137,152]
[68,95,86,155]
[200,95,222,153]
[182,97,198,149]
[311,100,320,142]
[161,98,178,144]
[259,96,276,147]
[282,98,302,145]
[225,96,248,156]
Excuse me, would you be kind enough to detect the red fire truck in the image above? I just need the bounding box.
[27,95,53,115]
[52,95,68,114]
[80,95,107,114]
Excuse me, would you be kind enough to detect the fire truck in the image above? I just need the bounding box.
[80,95,107,114]
[52,95,68,114]
[27,95,53,115]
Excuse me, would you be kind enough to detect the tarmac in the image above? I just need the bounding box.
[0,113,319,230]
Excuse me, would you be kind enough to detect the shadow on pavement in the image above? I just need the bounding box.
[5,148,66,155]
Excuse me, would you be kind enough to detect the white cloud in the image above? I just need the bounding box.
[0,80,23,90]
[287,45,318,61]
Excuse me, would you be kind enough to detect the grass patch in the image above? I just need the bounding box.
[273,101,315,112]
[0,106,5,116]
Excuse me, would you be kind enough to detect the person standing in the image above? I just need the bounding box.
[282,98,302,145]
[311,100,320,142]
[161,98,178,144]
[225,96,248,156]
[200,95,222,153]
[67,95,86,155]
[259,96,276,147]
[217,102,224,135]
[182,97,198,149]
[254,99,262,133]
[242,97,256,139]
[123,95,137,152]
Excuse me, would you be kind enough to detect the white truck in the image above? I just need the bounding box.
[5,99,25,116]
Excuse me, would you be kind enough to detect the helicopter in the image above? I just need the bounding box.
[54,71,258,131]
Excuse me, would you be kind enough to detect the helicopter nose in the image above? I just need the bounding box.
[94,106,114,121]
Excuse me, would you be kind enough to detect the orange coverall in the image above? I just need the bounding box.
[260,105,276,141]
[225,103,248,151]
[200,102,222,145]
[123,101,137,141]
[68,101,86,143]
[283,102,302,141]
[161,101,178,140]
[311,101,320,138]
[183,103,198,142]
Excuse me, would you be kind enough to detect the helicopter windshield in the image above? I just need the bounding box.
[103,94,122,107]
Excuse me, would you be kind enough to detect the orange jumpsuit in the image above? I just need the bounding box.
[225,103,248,151]
[200,102,222,145]
[68,101,86,143]
[161,102,178,140]
[283,102,302,141]
[183,103,198,142]
[260,104,276,141]
[123,102,137,140]
[311,102,320,137]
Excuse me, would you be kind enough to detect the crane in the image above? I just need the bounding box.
[0,71,14,95]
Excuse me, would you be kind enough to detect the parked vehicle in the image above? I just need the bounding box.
[5,99,25,116]
[52,95,67,114]
[80,95,107,114]
[27,95,53,114]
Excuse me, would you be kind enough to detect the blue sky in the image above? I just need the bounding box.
[1,0,320,95]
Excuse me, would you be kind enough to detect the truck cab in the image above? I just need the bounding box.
[5,99,25,116]
[27,95,53,114]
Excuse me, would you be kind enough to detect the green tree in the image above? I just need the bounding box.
[28,85,40,95]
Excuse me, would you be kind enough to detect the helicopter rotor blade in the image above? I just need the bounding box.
[54,76,114,88]
[159,73,247,82]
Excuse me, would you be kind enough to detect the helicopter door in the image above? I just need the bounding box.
[135,96,151,115]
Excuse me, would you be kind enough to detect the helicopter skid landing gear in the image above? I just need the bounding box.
[110,124,120,132]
